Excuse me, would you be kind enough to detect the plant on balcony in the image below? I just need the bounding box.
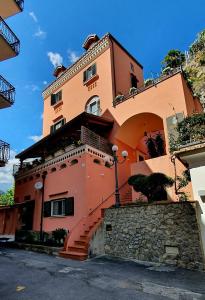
[115,94,124,102]
[129,87,138,95]
[162,49,185,71]
[169,113,205,152]
[146,137,158,158]
[144,78,154,87]
[155,133,165,156]
[128,172,174,202]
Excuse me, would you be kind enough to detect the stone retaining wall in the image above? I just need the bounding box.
[104,202,204,270]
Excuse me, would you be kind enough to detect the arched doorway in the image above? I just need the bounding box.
[115,112,166,162]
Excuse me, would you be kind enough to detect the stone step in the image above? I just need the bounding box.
[75,240,88,246]
[59,250,87,261]
[67,246,88,254]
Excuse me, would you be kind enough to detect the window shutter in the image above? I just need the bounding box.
[61,118,66,126]
[51,94,56,106]
[65,197,74,216]
[59,90,62,101]
[92,64,96,76]
[44,201,51,217]
[83,70,87,82]
[50,125,55,134]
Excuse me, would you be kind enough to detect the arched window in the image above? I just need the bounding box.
[85,96,100,116]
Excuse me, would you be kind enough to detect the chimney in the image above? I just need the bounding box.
[83,34,100,51]
[53,65,66,78]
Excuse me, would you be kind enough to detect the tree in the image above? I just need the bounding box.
[162,49,185,70]
[128,173,174,202]
[0,186,14,206]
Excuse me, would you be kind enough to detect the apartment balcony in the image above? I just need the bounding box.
[0,16,20,61]
[0,75,15,108]
[0,0,24,19]
[0,140,10,167]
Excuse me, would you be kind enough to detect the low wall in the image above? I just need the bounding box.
[104,202,204,270]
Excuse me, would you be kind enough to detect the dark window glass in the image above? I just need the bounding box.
[50,90,62,106]
[130,73,138,88]
[50,118,66,134]
[83,64,96,82]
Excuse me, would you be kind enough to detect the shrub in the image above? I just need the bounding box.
[128,172,174,202]
[52,228,67,246]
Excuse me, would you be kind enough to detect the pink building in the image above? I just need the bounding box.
[5,33,203,259]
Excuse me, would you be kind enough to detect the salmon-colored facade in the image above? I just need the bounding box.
[11,33,202,259]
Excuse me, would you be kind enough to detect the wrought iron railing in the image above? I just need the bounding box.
[0,75,15,105]
[113,67,182,107]
[15,0,24,11]
[0,17,20,55]
[0,140,10,165]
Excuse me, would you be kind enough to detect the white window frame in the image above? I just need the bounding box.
[86,96,100,116]
[51,199,65,217]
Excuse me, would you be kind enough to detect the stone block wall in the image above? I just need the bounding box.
[104,202,204,270]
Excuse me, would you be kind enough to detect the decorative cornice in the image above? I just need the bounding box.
[15,145,113,180]
[42,34,110,99]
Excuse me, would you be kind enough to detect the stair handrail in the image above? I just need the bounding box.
[66,181,128,239]
[89,180,128,216]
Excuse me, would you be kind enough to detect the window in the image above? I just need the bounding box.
[44,197,74,217]
[50,118,66,134]
[83,64,96,83]
[130,73,138,88]
[51,90,62,106]
[86,96,100,116]
[51,199,65,216]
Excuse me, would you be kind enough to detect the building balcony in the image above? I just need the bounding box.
[0,16,20,61]
[0,140,10,167]
[0,0,24,19]
[0,75,15,108]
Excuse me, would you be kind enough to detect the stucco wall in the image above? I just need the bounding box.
[104,202,204,270]
[190,166,205,258]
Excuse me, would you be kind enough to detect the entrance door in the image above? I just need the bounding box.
[21,201,35,230]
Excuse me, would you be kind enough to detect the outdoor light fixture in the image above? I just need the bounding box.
[105,144,128,208]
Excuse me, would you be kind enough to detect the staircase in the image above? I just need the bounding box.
[59,217,102,260]
[59,182,133,260]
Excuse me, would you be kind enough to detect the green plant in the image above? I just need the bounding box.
[146,137,158,158]
[144,78,154,87]
[175,170,191,201]
[128,173,174,202]
[155,133,165,156]
[0,186,14,206]
[162,49,185,70]
[52,228,67,245]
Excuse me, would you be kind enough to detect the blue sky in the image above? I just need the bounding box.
[0,0,205,191]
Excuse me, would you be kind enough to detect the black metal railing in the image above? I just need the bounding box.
[0,140,10,165]
[113,67,182,107]
[15,0,24,11]
[0,17,20,55]
[0,75,15,105]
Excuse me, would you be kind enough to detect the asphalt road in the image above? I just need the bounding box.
[0,247,205,300]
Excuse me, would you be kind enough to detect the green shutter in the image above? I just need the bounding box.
[65,197,74,216]
[51,94,56,106]
[83,70,87,82]
[59,90,62,101]
[92,64,96,76]
[44,201,51,217]
[50,125,55,134]
[61,118,66,126]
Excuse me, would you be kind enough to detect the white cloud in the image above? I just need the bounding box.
[68,50,79,64]
[25,84,40,92]
[28,135,43,143]
[29,11,38,23]
[47,52,63,68]
[0,150,19,192]
[40,113,43,119]
[34,26,47,39]
[43,81,48,85]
